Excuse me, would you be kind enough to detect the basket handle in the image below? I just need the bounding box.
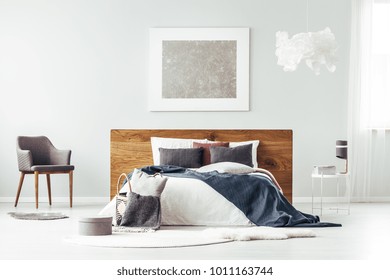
[116,173,132,194]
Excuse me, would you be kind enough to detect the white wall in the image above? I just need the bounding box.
[0,0,350,203]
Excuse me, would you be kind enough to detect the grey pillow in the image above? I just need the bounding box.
[129,169,168,197]
[210,144,253,167]
[159,147,203,168]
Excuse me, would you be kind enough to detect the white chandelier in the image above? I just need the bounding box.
[275,27,338,75]
[274,0,338,76]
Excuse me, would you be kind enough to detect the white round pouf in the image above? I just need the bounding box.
[78,216,112,236]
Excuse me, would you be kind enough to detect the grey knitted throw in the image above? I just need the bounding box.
[119,191,161,230]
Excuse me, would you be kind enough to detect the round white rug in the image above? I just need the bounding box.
[64,230,233,248]
[64,227,315,248]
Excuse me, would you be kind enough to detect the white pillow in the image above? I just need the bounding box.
[129,169,168,197]
[197,162,254,174]
[151,137,208,165]
[229,140,260,168]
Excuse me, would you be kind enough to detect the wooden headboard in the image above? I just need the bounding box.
[110,129,293,202]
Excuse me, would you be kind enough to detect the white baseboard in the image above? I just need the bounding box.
[293,196,390,203]
[0,197,110,203]
[350,197,390,202]
[293,197,345,203]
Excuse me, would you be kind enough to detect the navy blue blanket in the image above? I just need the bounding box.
[141,165,341,227]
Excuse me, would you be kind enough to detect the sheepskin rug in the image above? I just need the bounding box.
[203,226,316,241]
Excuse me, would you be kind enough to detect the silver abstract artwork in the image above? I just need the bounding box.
[162,40,237,99]
[148,28,249,111]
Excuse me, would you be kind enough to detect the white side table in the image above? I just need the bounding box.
[311,173,351,215]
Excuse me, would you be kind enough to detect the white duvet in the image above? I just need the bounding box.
[99,175,253,226]
[99,163,281,226]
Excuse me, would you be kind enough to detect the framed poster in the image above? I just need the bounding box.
[148,28,250,111]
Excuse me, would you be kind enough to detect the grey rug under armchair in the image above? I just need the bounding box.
[15,136,75,209]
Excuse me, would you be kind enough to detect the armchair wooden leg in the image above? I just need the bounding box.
[34,171,39,209]
[46,174,52,206]
[14,172,25,207]
[69,170,73,208]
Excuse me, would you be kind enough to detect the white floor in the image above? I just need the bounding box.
[1,202,390,260]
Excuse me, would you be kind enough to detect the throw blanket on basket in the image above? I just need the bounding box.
[140,165,341,228]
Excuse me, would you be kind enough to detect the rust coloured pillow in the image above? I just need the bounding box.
[193,142,230,166]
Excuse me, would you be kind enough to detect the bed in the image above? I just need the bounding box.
[110,129,293,202]
[105,129,337,227]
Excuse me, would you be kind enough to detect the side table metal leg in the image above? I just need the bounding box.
[347,175,351,215]
[311,176,314,214]
[320,174,323,216]
[336,176,340,214]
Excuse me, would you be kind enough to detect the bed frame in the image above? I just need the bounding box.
[110,129,293,202]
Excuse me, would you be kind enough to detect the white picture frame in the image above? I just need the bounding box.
[148,28,250,111]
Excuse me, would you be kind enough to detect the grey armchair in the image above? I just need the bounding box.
[15,136,75,209]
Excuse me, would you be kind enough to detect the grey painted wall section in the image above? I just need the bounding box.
[0,0,351,201]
